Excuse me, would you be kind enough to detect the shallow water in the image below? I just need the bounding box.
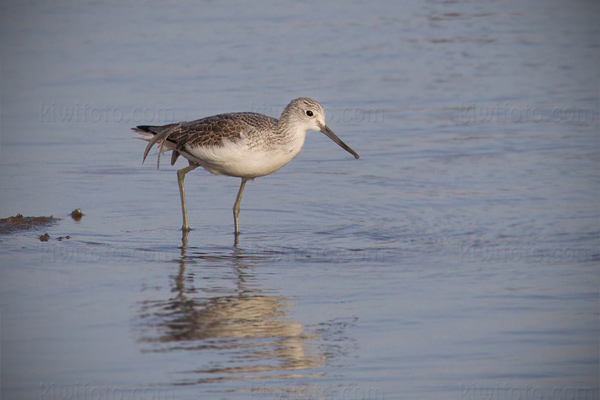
[1,0,599,399]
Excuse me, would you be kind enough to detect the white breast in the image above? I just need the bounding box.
[183,133,307,178]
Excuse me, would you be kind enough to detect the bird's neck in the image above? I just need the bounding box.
[277,120,308,154]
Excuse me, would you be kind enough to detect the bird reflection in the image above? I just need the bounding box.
[137,231,325,385]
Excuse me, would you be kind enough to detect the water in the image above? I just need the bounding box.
[1,0,598,399]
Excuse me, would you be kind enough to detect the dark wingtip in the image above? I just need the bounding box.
[134,125,154,132]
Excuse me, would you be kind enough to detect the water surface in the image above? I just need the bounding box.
[0,0,598,399]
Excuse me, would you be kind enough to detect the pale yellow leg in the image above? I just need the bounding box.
[233,178,249,235]
[177,164,198,231]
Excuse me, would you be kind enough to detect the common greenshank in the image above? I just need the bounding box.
[133,97,359,235]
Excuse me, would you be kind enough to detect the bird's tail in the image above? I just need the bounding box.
[131,124,179,169]
[132,125,159,141]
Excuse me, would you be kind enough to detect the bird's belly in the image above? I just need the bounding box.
[183,141,299,178]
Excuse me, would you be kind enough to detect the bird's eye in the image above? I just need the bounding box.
[305,110,314,117]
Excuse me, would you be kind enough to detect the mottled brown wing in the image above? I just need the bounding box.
[171,112,278,149]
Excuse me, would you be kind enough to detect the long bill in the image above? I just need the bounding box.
[319,125,360,159]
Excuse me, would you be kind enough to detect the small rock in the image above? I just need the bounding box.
[71,208,83,221]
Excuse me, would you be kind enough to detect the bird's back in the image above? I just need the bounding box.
[168,112,278,148]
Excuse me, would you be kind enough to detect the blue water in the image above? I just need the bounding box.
[1,0,598,399]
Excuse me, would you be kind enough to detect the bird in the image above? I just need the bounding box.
[132,97,359,235]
